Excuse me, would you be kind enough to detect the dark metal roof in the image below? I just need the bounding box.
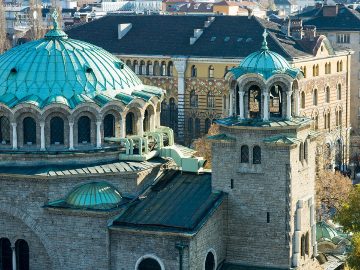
[66,15,314,59]
[112,170,225,232]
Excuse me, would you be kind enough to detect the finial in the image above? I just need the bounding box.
[51,9,59,30]
[261,29,269,50]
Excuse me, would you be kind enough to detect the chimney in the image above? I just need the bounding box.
[118,23,132,39]
[290,19,303,40]
[247,8,253,19]
[323,5,339,17]
[190,29,203,45]
[303,25,316,41]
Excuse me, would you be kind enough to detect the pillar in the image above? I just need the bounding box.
[229,91,233,116]
[263,91,269,121]
[239,91,245,119]
[40,121,45,151]
[11,123,17,150]
[11,246,16,270]
[173,57,187,142]
[120,117,126,138]
[96,121,102,148]
[295,90,300,116]
[286,91,293,120]
[69,122,74,150]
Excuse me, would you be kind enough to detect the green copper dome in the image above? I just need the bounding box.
[64,181,123,210]
[231,30,301,80]
[0,12,147,109]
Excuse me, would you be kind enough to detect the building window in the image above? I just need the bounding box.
[161,61,166,76]
[126,112,135,136]
[207,91,215,108]
[0,238,12,270]
[205,118,211,134]
[146,61,153,75]
[299,142,303,161]
[103,114,115,138]
[325,86,330,103]
[223,95,227,110]
[324,111,331,131]
[339,60,343,72]
[304,141,308,162]
[302,66,307,78]
[78,116,91,144]
[313,114,319,130]
[137,257,163,270]
[0,116,10,144]
[15,239,29,270]
[195,118,201,138]
[190,90,198,107]
[139,60,145,75]
[253,146,261,164]
[241,145,249,163]
[337,33,350,44]
[204,251,216,270]
[337,84,342,100]
[301,235,306,256]
[133,60,139,74]
[301,92,305,109]
[325,62,331,74]
[191,65,197,77]
[50,116,64,145]
[23,117,36,145]
[167,61,173,76]
[312,89,318,106]
[208,65,214,78]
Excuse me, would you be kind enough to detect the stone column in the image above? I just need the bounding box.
[69,122,74,150]
[173,57,187,142]
[295,90,300,116]
[286,91,293,120]
[263,91,269,121]
[40,121,45,151]
[11,246,16,270]
[119,117,126,138]
[229,91,233,116]
[96,121,102,148]
[239,90,245,119]
[11,123,17,150]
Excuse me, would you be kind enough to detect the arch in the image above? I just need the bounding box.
[269,84,284,118]
[139,60,146,75]
[146,61,153,75]
[23,117,36,145]
[15,239,29,270]
[0,116,10,145]
[135,254,165,270]
[248,85,261,119]
[312,89,318,106]
[126,112,136,135]
[77,116,91,144]
[207,91,215,108]
[50,116,64,145]
[195,118,201,138]
[190,90,198,108]
[208,65,214,78]
[301,92,305,109]
[167,61,173,76]
[153,61,160,76]
[0,238,12,270]
[240,145,249,163]
[325,86,330,103]
[204,249,217,270]
[253,145,261,164]
[143,105,155,132]
[205,118,211,134]
[160,61,166,76]
[337,84,342,100]
[103,114,115,138]
[191,65,197,78]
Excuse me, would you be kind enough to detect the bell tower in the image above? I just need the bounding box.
[211,31,319,269]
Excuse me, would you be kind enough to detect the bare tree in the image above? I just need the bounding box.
[28,0,45,40]
[194,124,220,169]
[0,0,10,53]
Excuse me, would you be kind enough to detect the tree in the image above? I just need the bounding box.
[335,185,360,269]
[194,124,220,169]
[0,0,10,53]
[316,170,353,221]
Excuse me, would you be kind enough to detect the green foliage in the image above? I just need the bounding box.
[347,233,360,270]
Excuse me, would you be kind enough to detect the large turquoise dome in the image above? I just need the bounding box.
[230,30,301,80]
[0,24,148,109]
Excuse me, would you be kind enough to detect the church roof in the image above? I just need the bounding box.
[111,170,225,233]
[0,11,163,109]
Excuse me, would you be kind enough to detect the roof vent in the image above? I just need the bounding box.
[190,29,203,45]
[118,23,132,40]
[204,16,215,27]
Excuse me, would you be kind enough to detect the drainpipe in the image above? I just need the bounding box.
[175,243,188,270]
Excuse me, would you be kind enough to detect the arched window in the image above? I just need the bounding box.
[146,61,153,75]
[0,238,12,270]
[188,118,194,137]
[137,258,162,270]
[270,84,283,118]
[328,62,331,74]
[143,110,150,132]
[253,146,261,164]
[23,117,36,145]
[190,90,198,107]
[191,65,197,78]
[304,141,308,162]
[50,116,64,145]
[161,61,166,76]
[313,113,319,130]
[126,60,132,70]
[167,61,173,76]
[133,60,139,74]
[103,114,115,138]
[337,84,341,100]
[241,145,249,163]
[325,86,330,103]
[340,60,343,72]
[78,116,91,144]
[208,65,214,78]
[316,64,319,76]
[0,116,10,144]
[139,60,146,75]
[312,65,316,77]
[305,232,310,255]
[312,89,318,106]
[301,92,305,109]
[299,142,303,161]
[195,118,201,138]
[15,239,29,270]
[153,61,160,76]
[301,235,306,256]
[338,109,342,126]
[204,251,216,270]
[126,112,135,135]
[207,91,215,108]
[205,118,211,134]
[303,66,307,78]
[249,85,261,118]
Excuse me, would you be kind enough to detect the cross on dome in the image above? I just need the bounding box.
[261,29,269,51]
[52,9,59,30]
